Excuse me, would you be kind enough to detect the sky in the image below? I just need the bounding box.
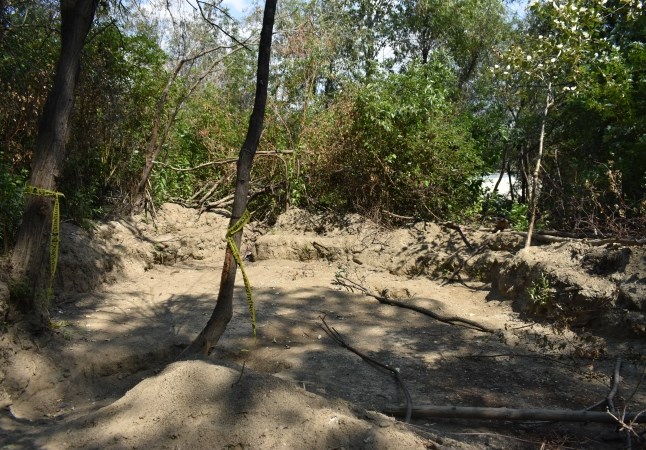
[220,0,253,20]
[218,0,529,20]
[143,0,528,42]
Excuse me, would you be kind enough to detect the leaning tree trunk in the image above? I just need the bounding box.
[186,0,277,356]
[525,83,554,249]
[10,0,98,327]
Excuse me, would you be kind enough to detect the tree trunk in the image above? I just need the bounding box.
[10,0,98,327]
[131,45,244,212]
[186,0,277,356]
[507,162,515,202]
[525,83,553,248]
[131,57,190,211]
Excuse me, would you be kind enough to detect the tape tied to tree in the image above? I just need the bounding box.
[226,209,256,339]
[24,185,65,301]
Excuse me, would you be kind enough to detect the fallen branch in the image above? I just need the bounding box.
[438,222,474,250]
[607,356,622,414]
[204,193,235,210]
[382,405,646,423]
[514,231,583,245]
[440,242,487,287]
[188,181,212,202]
[333,273,493,333]
[607,408,646,449]
[381,210,415,222]
[586,238,646,247]
[585,356,622,413]
[202,183,282,213]
[462,353,578,371]
[198,179,224,205]
[319,315,412,423]
[513,231,646,247]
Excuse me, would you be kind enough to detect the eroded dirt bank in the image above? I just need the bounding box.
[1,204,645,449]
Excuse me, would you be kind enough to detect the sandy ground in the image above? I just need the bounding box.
[1,204,645,449]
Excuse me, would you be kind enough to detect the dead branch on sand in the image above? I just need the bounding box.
[438,222,474,250]
[583,357,645,449]
[440,241,487,287]
[319,315,413,423]
[333,272,493,334]
[512,231,646,247]
[381,404,646,424]
[384,355,645,447]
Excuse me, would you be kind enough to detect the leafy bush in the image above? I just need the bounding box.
[301,60,483,221]
[0,159,28,252]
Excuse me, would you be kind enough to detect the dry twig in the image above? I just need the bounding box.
[586,356,622,413]
[440,242,487,287]
[439,221,474,250]
[319,315,413,423]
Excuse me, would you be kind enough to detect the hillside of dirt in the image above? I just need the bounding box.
[1,203,646,449]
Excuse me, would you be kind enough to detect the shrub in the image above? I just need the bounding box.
[301,60,483,221]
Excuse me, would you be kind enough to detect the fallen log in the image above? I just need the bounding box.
[382,405,646,423]
[512,231,646,247]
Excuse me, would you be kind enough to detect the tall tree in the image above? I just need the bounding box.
[323,0,392,81]
[391,0,506,84]
[10,0,99,327]
[129,0,250,211]
[186,0,278,355]
[494,0,642,242]
[0,0,59,251]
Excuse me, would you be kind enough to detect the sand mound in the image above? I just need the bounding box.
[46,360,435,449]
[3,204,646,449]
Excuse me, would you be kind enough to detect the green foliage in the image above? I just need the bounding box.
[61,20,168,221]
[3,0,642,241]
[392,0,507,86]
[0,158,28,251]
[0,1,59,237]
[302,60,483,220]
[490,0,646,236]
[0,1,59,152]
[508,202,529,231]
[528,271,552,311]
[148,82,246,204]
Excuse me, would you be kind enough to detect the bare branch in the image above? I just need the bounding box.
[319,315,413,423]
[153,151,293,172]
[333,272,494,333]
[383,405,646,423]
[191,0,253,51]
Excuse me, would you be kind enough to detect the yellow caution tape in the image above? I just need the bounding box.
[24,185,65,302]
[226,209,256,339]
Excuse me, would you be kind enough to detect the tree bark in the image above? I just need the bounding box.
[525,83,553,248]
[186,0,277,356]
[10,0,98,327]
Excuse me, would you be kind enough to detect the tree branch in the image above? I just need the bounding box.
[333,273,494,333]
[153,150,293,172]
[319,315,412,423]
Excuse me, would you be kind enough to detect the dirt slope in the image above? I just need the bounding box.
[1,203,645,449]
